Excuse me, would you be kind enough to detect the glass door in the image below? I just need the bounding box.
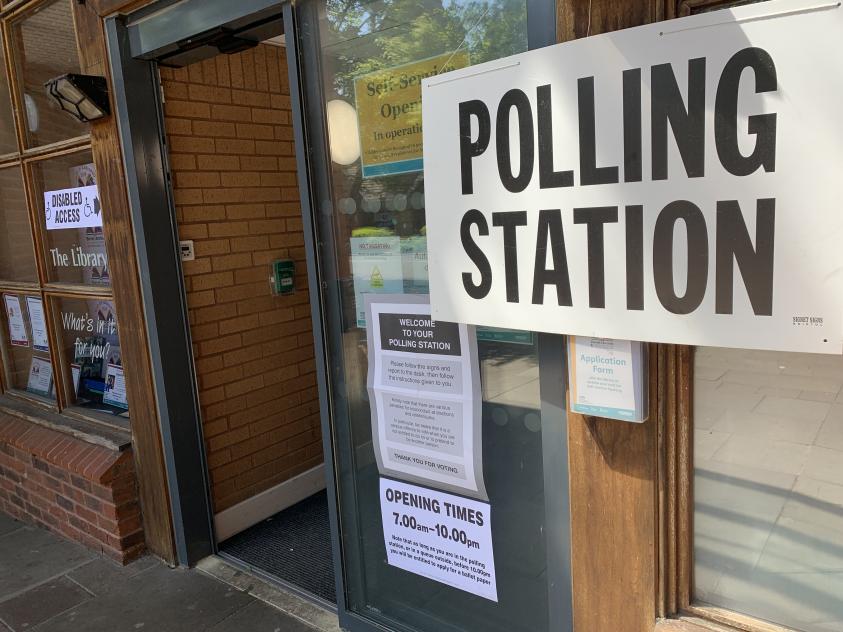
[289,1,569,630]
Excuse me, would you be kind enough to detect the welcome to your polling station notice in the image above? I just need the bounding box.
[365,294,497,601]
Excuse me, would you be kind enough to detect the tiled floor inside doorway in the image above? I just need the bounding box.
[694,347,843,631]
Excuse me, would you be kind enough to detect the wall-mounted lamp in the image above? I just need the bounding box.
[44,74,110,123]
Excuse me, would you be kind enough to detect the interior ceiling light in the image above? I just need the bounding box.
[44,74,110,123]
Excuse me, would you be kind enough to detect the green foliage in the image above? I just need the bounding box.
[325,0,527,97]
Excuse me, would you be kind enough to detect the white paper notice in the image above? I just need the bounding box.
[568,337,646,422]
[25,297,49,353]
[102,364,128,410]
[71,364,81,395]
[44,185,103,231]
[366,294,485,500]
[26,356,53,397]
[380,478,497,602]
[4,295,29,347]
[351,237,403,327]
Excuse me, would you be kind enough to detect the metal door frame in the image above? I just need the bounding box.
[284,1,573,630]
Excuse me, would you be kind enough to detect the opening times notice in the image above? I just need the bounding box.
[365,294,486,500]
[380,478,497,602]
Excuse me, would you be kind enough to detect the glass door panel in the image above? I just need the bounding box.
[295,2,564,630]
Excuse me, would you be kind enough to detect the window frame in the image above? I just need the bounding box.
[0,0,128,432]
[657,3,796,632]
[658,1,796,630]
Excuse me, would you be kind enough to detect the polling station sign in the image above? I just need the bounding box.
[422,0,843,354]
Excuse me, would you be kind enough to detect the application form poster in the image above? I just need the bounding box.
[568,337,648,422]
[365,294,486,500]
[380,478,497,601]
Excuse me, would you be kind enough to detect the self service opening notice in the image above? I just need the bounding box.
[422,0,843,354]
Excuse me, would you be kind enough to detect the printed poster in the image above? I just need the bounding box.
[354,52,469,177]
[380,478,497,601]
[4,295,29,347]
[26,356,53,397]
[351,237,403,328]
[568,337,648,422]
[71,364,81,396]
[25,296,49,353]
[400,236,429,294]
[44,185,103,231]
[366,294,485,500]
[102,363,128,410]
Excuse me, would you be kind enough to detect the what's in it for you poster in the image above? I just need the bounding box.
[365,294,485,500]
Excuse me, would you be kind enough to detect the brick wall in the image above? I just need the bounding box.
[0,412,144,563]
[159,44,322,514]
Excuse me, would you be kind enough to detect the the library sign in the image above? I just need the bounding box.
[422,0,843,353]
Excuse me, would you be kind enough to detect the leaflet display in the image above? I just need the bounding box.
[366,294,485,500]
[25,297,49,353]
[4,295,29,347]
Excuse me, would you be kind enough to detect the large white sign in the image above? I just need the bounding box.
[44,185,103,231]
[422,0,843,353]
[379,478,497,601]
[366,294,486,500]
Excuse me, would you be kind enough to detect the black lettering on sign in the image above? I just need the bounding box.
[651,57,706,180]
[379,313,462,356]
[574,206,618,308]
[715,198,775,315]
[623,68,643,183]
[448,46,782,320]
[492,211,528,303]
[653,200,709,314]
[532,209,572,306]
[537,85,574,189]
[715,47,777,176]
[496,89,534,193]
[459,100,491,195]
[578,77,619,186]
[625,205,644,310]
[461,209,492,299]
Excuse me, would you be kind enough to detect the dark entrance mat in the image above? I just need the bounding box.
[219,491,336,604]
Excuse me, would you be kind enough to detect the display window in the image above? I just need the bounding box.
[0,32,19,155]
[10,0,88,148]
[0,165,38,283]
[31,150,110,287]
[0,0,128,428]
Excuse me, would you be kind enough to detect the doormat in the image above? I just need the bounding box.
[220,490,336,604]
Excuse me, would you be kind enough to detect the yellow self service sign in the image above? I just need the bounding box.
[354,52,469,178]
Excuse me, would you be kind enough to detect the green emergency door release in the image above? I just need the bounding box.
[270,259,295,296]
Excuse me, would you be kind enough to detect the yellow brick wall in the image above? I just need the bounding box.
[159,44,322,514]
